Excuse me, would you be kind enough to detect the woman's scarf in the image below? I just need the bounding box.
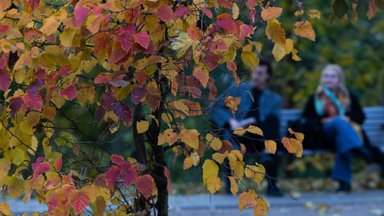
[314,86,347,116]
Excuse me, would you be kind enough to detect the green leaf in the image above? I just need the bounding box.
[333,0,348,18]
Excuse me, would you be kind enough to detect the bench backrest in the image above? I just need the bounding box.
[280,106,384,151]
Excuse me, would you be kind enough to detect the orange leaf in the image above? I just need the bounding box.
[264,140,277,154]
[294,21,316,41]
[266,19,286,45]
[135,175,155,199]
[225,96,241,112]
[238,190,257,211]
[261,7,283,21]
[193,67,209,88]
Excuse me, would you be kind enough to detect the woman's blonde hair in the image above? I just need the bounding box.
[320,64,345,86]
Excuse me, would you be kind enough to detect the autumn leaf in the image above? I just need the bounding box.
[272,43,286,61]
[193,67,209,88]
[254,197,269,216]
[294,21,316,41]
[212,152,228,164]
[120,163,137,187]
[238,190,257,211]
[266,19,286,45]
[157,6,174,22]
[232,3,240,19]
[246,125,263,136]
[241,50,259,69]
[261,7,283,21]
[0,69,11,92]
[225,96,241,112]
[71,190,90,215]
[179,129,199,149]
[137,120,149,134]
[135,175,155,199]
[282,137,303,157]
[0,202,12,216]
[228,176,238,195]
[264,140,277,154]
[245,164,265,184]
[206,133,222,151]
[202,160,221,193]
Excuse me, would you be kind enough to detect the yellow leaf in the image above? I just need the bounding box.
[183,157,193,170]
[225,96,241,112]
[228,152,244,180]
[261,7,283,21]
[246,125,263,136]
[206,133,222,151]
[291,48,301,61]
[285,38,294,54]
[158,129,178,145]
[179,129,199,149]
[212,151,228,164]
[60,28,77,47]
[282,137,303,157]
[241,50,259,69]
[264,140,277,154]
[245,164,265,184]
[11,148,25,166]
[202,159,219,184]
[248,40,263,52]
[266,19,286,45]
[190,151,200,166]
[170,31,194,58]
[137,120,149,134]
[253,197,269,216]
[0,202,12,216]
[272,43,286,62]
[39,16,60,35]
[206,176,222,194]
[228,176,238,196]
[308,9,321,19]
[238,190,257,211]
[294,21,316,41]
[232,3,240,19]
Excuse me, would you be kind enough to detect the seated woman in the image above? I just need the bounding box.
[302,64,383,192]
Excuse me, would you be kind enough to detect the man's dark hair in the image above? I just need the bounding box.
[259,59,274,77]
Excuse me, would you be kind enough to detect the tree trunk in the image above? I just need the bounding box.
[152,146,168,216]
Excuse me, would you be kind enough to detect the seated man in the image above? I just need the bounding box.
[211,59,283,196]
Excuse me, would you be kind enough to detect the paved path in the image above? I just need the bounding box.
[2,190,384,215]
[169,190,384,216]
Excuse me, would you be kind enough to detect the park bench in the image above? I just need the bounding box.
[279,106,384,156]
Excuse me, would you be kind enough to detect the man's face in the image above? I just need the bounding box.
[251,65,269,89]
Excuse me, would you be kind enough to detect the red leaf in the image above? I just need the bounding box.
[249,9,256,24]
[174,5,191,18]
[100,92,117,109]
[94,73,112,84]
[9,97,23,118]
[202,9,213,19]
[111,102,132,125]
[239,24,254,40]
[74,6,90,26]
[131,87,147,105]
[216,13,237,32]
[23,28,43,41]
[117,26,135,52]
[71,190,90,215]
[105,166,121,189]
[108,40,128,65]
[132,32,150,49]
[157,6,174,22]
[248,0,255,7]
[54,157,62,171]
[164,167,172,192]
[60,85,77,101]
[33,161,50,178]
[0,25,10,34]
[26,0,40,11]
[121,163,137,186]
[0,69,11,92]
[135,175,155,199]
[111,154,125,166]
[23,93,43,111]
[192,67,209,88]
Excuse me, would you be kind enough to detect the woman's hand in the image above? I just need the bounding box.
[229,118,241,130]
[239,117,256,128]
